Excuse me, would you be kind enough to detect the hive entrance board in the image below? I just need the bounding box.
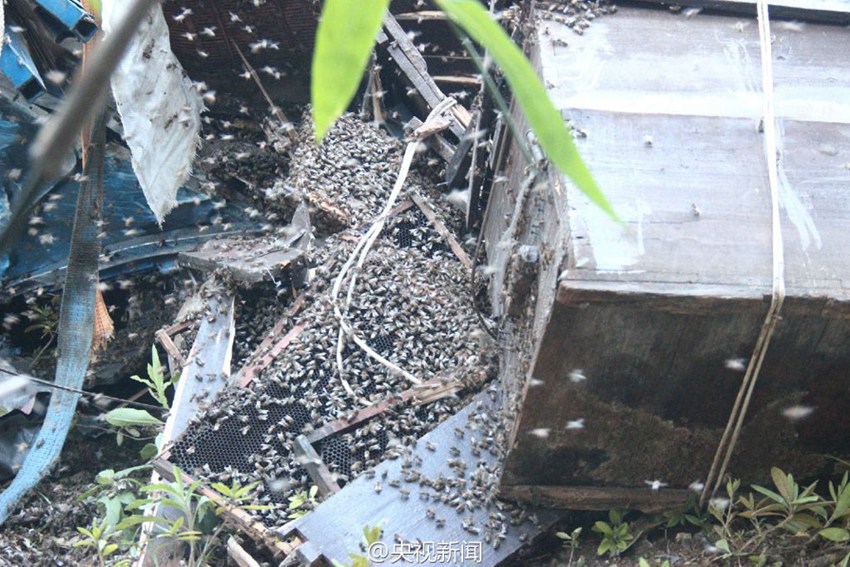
[488,5,850,509]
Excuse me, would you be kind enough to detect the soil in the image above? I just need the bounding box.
[0,435,143,566]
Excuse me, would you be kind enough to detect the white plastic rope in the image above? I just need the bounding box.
[331,98,458,394]
[702,0,786,503]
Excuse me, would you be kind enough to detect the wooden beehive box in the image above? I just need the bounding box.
[485,2,850,511]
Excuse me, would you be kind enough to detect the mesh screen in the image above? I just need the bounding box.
[169,205,483,527]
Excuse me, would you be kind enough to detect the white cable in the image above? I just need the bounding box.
[703,0,785,502]
[331,98,458,391]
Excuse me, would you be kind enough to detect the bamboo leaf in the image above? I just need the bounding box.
[311,0,390,142]
[435,0,617,220]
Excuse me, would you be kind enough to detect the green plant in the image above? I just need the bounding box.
[131,345,179,409]
[555,527,582,565]
[73,519,132,567]
[24,298,59,365]
[638,558,670,567]
[334,523,383,567]
[76,465,150,531]
[137,466,270,566]
[592,509,634,557]
[76,463,268,567]
[102,346,176,449]
[287,485,319,519]
[698,468,850,562]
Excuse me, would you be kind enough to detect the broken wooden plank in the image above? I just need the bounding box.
[379,13,471,138]
[163,293,235,440]
[293,435,341,497]
[432,75,481,87]
[393,10,448,21]
[284,391,560,566]
[305,369,487,444]
[141,291,236,566]
[154,327,186,369]
[178,236,304,285]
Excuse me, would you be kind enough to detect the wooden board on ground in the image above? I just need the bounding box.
[285,391,560,566]
[178,236,304,285]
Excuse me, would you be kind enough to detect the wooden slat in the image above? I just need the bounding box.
[142,292,236,566]
[405,117,455,162]
[411,193,473,269]
[236,323,306,388]
[379,14,471,137]
[305,371,486,444]
[293,435,341,497]
[226,537,262,567]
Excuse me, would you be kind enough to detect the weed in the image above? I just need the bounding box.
[555,526,583,565]
[130,345,179,409]
[592,509,634,557]
[23,298,59,365]
[287,485,319,519]
[73,519,132,567]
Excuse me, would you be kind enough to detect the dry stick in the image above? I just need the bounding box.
[231,41,296,140]
[0,0,161,253]
[702,0,785,504]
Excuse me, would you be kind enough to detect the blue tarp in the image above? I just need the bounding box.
[0,97,248,287]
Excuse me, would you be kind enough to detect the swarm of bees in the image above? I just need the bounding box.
[539,0,617,35]
[169,171,491,529]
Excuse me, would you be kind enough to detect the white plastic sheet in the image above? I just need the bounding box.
[102,0,202,223]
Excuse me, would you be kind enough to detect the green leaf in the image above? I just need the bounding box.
[832,483,850,521]
[105,408,163,428]
[592,521,613,536]
[96,469,116,486]
[819,527,850,542]
[715,539,730,553]
[435,0,616,220]
[140,443,158,461]
[771,467,792,504]
[98,495,123,527]
[752,484,785,505]
[311,0,390,142]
